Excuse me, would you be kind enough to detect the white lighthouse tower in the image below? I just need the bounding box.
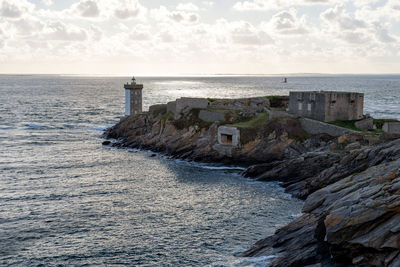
[124,76,143,116]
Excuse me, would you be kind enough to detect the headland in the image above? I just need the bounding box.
[104,79,400,266]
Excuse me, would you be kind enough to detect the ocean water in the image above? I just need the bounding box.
[0,75,399,266]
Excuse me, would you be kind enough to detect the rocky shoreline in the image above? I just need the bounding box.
[104,106,400,266]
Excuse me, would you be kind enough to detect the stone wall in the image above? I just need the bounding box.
[167,101,176,116]
[289,92,326,121]
[325,92,363,122]
[299,118,357,137]
[383,122,400,134]
[289,91,364,122]
[175,98,210,119]
[198,110,226,123]
[209,97,270,113]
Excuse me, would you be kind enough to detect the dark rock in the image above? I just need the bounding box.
[242,158,400,267]
[102,140,111,146]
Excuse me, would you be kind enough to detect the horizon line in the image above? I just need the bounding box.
[1,72,400,77]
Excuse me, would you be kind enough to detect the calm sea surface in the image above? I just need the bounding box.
[0,75,399,266]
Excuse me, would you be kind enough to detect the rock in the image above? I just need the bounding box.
[242,158,400,266]
[102,140,111,146]
[338,135,347,144]
[329,142,338,151]
[344,141,361,152]
[355,118,374,130]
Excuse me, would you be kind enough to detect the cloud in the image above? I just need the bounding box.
[268,9,309,35]
[0,0,34,18]
[321,4,366,30]
[233,0,340,11]
[373,22,397,43]
[230,21,274,45]
[42,21,87,41]
[73,0,100,18]
[176,3,199,12]
[129,24,152,41]
[151,6,200,24]
[11,16,45,36]
[114,0,144,19]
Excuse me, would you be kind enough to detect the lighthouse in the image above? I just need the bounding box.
[124,76,143,116]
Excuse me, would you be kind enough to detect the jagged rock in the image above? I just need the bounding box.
[242,159,400,267]
[344,142,361,152]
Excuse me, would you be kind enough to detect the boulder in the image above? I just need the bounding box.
[355,118,374,130]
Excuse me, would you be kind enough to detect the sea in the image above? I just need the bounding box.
[1,74,399,266]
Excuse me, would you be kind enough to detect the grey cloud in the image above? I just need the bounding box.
[168,11,199,24]
[321,5,366,30]
[340,31,369,44]
[44,22,87,41]
[159,32,174,42]
[0,0,32,18]
[231,22,274,45]
[169,12,184,22]
[13,18,44,36]
[114,8,139,19]
[374,23,396,43]
[76,0,100,17]
[271,10,309,35]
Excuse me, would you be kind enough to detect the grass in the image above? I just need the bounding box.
[328,120,364,131]
[373,119,398,129]
[229,112,269,128]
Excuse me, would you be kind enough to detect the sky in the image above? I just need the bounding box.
[0,0,400,75]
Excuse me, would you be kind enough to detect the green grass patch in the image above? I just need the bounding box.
[207,98,217,102]
[373,119,398,129]
[230,112,269,128]
[329,120,363,131]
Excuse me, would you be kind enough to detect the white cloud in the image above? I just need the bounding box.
[268,9,309,35]
[233,0,341,11]
[0,0,399,74]
[73,0,100,18]
[151,6,200,24]
[42,21,87,41]
[0,0,34,18]
[321,4,366,30]
[176,3,199,12]
[230,21,274,45]
[113,0,145,19]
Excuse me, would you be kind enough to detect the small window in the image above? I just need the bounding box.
[298,103,302,110]
[307,103,312,111]
[221,134,233,145]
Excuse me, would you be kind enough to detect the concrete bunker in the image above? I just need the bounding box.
[217,126,240,147]
[289,91,364,122]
